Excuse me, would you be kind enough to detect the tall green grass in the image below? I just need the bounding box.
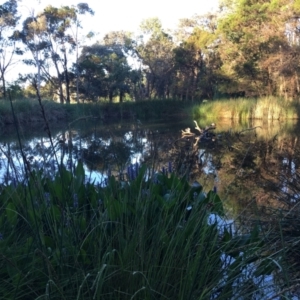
[193,97,300,121]
[0,164,284,299]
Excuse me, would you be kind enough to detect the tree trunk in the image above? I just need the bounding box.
[64,50,70,104]
[2,76,6,98]
[52,52,64,103]
[119,90,123,103]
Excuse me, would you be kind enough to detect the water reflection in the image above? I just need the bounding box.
[0,119,299,215]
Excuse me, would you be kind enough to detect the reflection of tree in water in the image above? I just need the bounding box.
[83,141,132,171]
[74,123,147,174]
[187,125,300,214]
[1,121,300,212]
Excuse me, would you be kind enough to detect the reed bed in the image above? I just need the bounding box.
[0,162,288,299]
[193,97,300,121]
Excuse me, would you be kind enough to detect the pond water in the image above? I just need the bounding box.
[1,117,300,298]
[1,118,300,218]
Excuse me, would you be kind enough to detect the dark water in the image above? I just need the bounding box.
[1,118,299,218]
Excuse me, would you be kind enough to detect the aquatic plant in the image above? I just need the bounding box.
[0,162,283,299]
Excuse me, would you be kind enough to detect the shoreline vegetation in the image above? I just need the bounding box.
[0,99,190,127]
[193,97,300,121]
[1,96,300,128]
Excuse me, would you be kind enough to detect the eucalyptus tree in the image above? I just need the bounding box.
[17,3,93,103]
[17,14,50,97]
[102,31,144,101]
[0,0,21,98]
[136,18,175,99]
[41,3,93,103]
[173,14,221,100]
[65,3,94,103]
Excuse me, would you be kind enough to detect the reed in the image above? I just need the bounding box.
[193,97,300,121]
[0,163,284,299]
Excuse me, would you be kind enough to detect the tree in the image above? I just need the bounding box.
[43,3,94,103]
[41,4,93,103]
[17,3,94,103]
[136,18,175,99]
[102,31,143,102]
[0,0,21,98]
[77,42,132,102]
[17,14,49,97]
[217,0,298,98]
[173,14,221,100]
[72,3,94,103]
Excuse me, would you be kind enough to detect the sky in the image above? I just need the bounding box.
[19,0,220,37]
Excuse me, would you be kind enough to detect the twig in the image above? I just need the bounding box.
[193,120,202,134]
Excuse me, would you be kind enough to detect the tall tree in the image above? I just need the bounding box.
[71,3,94,103]
[173,14,221,100]
[42,4,94,103]
[136,18,175,99]
[18,14,49,96]
[77,42,132,102]
[102,31,143,101]
[17,3,94,103]
[0,0,21,98]
[217,0,297,98]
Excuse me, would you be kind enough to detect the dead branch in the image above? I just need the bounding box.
[193,120,203,134]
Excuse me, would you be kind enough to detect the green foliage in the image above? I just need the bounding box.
[78,43,133,102]
[0,163,277,299]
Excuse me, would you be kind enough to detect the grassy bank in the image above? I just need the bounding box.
[0,98,190,126]
[193,97,300,121]
[0,162,288,299]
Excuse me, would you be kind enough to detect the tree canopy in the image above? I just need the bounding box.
[2,0,300,102]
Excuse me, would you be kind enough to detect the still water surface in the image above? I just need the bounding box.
[1,118,299,218]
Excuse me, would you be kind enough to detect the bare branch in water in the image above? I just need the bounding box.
[194,120,202,134]
[181,127,195,138]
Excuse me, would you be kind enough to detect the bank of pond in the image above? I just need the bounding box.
[0,99,189,127]
[0,96,299,128]
[193,97,300,121]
